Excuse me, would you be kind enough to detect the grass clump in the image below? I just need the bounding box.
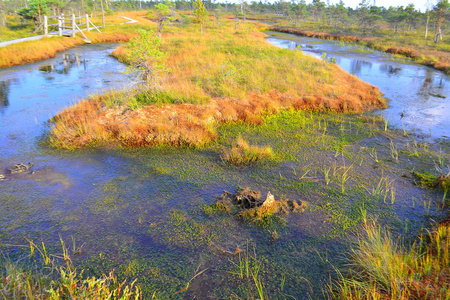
[414,170,450,200]
[221,136,274,165]
[0,240,142,299]
[330,219,450,300]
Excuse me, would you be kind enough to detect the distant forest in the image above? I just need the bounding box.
[1,0,449,41]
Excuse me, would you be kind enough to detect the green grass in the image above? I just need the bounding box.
[0,17,37,42]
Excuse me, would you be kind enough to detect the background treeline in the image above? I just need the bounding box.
[0,0,449,41]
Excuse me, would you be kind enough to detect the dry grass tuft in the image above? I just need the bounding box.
[221,136,274,165]
[330,219,450,300]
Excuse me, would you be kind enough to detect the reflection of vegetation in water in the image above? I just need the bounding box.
[37,54,87,75]
[0,80,9,108]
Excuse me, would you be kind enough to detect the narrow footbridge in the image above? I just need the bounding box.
[36,14,101,43]
[0,16,137,48]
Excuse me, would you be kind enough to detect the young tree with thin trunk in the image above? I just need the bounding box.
[148,1,175,36]
[212,4,223,28]
[288,0,307,27]
[425,0,432,38]
[0,0,7,27]
[357,0,381,35]
[125,29,169,88]
[194,0,208,34]
[332,0,348,29]
[434,0,449,43]
[386,6,408,37]
[100,0,105,28]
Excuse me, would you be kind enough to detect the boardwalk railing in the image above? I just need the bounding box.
[35,14,101,41]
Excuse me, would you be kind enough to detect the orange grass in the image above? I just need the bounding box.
[0,37,84,68]
[49,21,385,149]
[272,26,450,74]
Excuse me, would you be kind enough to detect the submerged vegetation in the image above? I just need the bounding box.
[2,106,450,298]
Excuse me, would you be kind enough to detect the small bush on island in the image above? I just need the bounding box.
[124,29,170,88]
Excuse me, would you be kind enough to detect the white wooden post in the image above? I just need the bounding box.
[86,14,90,31]
[58,15,62,36]
[71,14,76,37]
[43,15,48,36]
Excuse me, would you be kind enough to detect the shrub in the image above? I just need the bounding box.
[125,29,170,88]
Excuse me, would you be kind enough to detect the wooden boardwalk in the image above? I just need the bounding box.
[0,16,138,48]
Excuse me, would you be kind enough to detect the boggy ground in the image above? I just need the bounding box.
[49,21,384,149]
[1,109,449,298]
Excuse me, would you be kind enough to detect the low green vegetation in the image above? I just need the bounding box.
[414,170,450,200]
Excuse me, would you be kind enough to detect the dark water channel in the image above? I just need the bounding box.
[0,43,129,160]
[266,31,450,139]
[0,40,448,298]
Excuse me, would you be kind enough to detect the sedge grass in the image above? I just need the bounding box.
[0,239,142,299]
[329,219,450,300]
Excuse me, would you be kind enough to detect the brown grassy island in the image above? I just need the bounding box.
[49,20,385,149]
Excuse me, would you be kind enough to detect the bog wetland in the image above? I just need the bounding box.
[0,32,449,299]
